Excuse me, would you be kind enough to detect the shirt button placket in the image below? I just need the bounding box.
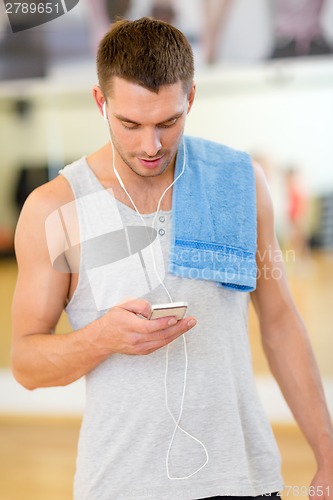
[158,215,165,237]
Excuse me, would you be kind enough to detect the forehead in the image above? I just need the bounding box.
[107,77,188,123]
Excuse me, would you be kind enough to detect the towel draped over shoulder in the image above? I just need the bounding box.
[169,136,257,292]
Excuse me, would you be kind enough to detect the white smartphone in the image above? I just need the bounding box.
[149,301,188,320]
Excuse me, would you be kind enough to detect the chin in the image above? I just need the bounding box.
[136,164,170,178]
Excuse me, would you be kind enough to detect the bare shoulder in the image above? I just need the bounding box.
[19,174,73,218]
[14,174,74,262]
[251,160,265,196]
[252,160,274,219]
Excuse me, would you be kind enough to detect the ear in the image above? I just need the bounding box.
[92,85,106,120]
[187,82,196,114]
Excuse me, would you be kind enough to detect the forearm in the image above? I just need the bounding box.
[11,319,109,390]
[262,312,333,467]
[11,300,196,390]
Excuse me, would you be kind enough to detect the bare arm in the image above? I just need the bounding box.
[11,177,196,390]
[250,162,333,497]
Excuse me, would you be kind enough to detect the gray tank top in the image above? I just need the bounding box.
[59,157,283,500]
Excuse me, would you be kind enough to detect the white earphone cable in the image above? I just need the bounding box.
[106,109,208,480]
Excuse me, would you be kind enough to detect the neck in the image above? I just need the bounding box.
[110,144,177,193]
[86,141,185,214]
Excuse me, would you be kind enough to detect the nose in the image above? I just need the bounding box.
[141,128,162,158]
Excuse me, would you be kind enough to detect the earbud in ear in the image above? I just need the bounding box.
[102,102,107,122]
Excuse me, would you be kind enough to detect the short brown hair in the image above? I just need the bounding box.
[97,17,194,97]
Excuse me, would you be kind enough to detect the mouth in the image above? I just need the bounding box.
[138,156,164,169]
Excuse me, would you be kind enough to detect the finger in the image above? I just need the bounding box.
[138,319,196,353]
[143,316,197,342]
[114,301,187,334]
[143,315,197,335]
[117,298,152,318]
[116,311,180,335]
[139,332,184,354]
[143,314,180,333]
[162,316,197,337]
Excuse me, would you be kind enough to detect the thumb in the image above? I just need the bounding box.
[116,298,151,318]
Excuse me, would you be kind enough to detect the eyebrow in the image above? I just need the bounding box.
[113,111,184,126]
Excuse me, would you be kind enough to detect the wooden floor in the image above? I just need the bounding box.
[0,417,318,500]
[0,251,332,499]
[0,417,79,500]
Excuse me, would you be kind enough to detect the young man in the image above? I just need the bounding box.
[11,17,333,500]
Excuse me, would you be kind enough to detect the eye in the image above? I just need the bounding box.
[158,119,178,129]
[122,122,139,130]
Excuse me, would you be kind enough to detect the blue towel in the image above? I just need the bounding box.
[169,136,257,292]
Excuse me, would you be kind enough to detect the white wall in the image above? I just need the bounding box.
[187,60,333,194]
[0,77,107,227]
[0,58,333,229]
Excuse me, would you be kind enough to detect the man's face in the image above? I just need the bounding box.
[104,77,195,179]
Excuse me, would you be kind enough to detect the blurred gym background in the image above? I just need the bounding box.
[0,1,333,499]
